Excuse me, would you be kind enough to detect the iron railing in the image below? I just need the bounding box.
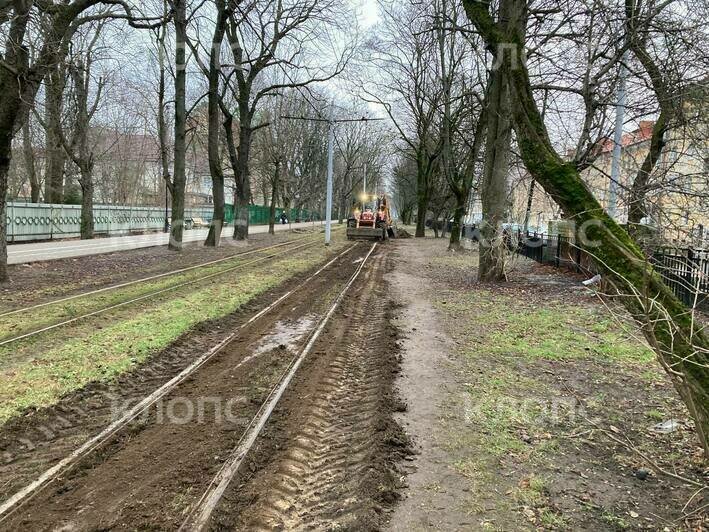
[510,229,709,312]
[651,246,709,310]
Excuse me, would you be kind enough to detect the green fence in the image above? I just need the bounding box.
[224,204,320,225]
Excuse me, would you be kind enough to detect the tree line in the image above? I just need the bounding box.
[367,0,709,455]
[0,0,707,454]
[0,0,388,267]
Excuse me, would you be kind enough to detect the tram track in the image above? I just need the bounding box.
[180,244,378,531]
[0,236,322,348]
[0,242,369,529]
[208,247,407,531]
[0,236,316,320]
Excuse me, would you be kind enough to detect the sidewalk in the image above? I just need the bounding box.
[7,222,324,264]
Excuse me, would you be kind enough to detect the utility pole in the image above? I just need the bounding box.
[325,104,335,245]
[281,111,385,246]
[609,52,629,219]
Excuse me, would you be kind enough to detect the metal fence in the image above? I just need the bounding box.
[224,204,319,226]
[651,247,709,310]
[511,229,709,312]
[5,202,216,242]
[514,230,589,273]
[6,202,323,242]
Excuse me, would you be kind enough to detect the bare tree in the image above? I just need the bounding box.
[185,0,240,247]
[392,155,418,225]
[21,119,41,202]
[216,0,351,240]
[56,23,108,239]
[43,62,69,204]
[431,0,485,250]
[167,0,187,250]
[366,1,446,237]
[154,5,173,231]
[463,0,709,454]
[0,1,164,282]
[623,0,706,230]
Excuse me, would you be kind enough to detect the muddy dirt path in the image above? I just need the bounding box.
[209,249,408,531]
[0,243,405,530]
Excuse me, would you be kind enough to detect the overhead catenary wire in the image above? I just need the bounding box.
[279,113,386,245]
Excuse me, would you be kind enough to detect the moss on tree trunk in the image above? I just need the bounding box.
[463,0,709,455]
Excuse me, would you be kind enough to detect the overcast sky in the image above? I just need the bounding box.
[355,0,380,28]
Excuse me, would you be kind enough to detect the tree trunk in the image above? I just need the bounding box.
[169,0,188,251]
[338,194,347,224]
[0,142,8,283]
[63,50,99,242]
[268,160,279,235]
[479,67,511,282]
[233,193,249,240]
[156,16,172,233]
[624,0,677,229]
[0,12,28,283]
[204,0,231,248]
[464,0,709,456]
[207,180,225,245]
[22,120,40,203]
[401,205,412,225]
[79,167,94,239]
[448,107,488,251]
[415,157,430,237]
[44,64,67,204]
[628,112,667,226]
[523,179,535,233]
[449,193,466,248]
[0,1,105,282]
[232,124,252,241]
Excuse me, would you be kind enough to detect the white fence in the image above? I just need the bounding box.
[6,202,215,242]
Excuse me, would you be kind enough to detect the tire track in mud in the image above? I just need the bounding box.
[213,252,409,531]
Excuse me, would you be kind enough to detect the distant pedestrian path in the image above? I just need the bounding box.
[7,222,324,265]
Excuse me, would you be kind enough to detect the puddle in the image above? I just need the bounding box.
[252,315,317,355]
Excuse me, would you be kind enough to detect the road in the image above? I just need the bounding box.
[7,221,325,265]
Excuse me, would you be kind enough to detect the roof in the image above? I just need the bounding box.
[596,120,655,155]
